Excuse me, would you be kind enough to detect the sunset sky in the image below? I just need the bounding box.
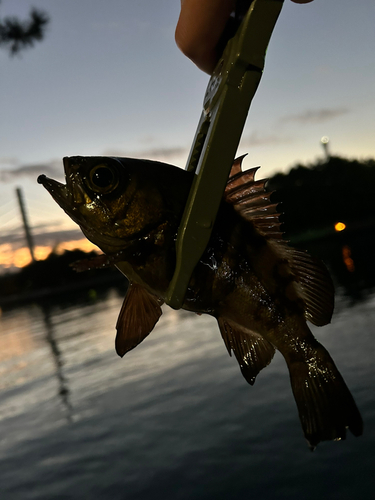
[1,0,374,271]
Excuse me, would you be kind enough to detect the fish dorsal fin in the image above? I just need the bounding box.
[225,156,283,243]
[115,282,164,357]
[228,153,248,178]
[218,317,275,386]
[224,156,334,327]
[283,247,334,326]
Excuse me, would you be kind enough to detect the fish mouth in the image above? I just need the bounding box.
[37,174,70,209]
[37,173,82,225]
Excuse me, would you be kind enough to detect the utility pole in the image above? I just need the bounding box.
[16,187,36,263]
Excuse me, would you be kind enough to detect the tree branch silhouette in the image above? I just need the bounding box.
[0,3,49,55]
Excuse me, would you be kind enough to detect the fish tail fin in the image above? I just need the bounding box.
[287,342,363,449]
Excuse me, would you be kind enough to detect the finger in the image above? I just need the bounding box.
[175,0,236,74]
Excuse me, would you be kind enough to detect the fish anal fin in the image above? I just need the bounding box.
[115,282,163,357]
[218,318,275,385]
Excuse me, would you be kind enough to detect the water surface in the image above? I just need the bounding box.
[1,281,374,499]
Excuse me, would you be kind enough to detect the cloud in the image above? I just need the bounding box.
[241,131,293,147]
[0,157,18,166]
[0,159,63,182]
[0,147,189,183]
[34,228,84,247]
[280,107,350,125]
[134,146,188,160]
[103,146,188,162]
[0,227,83,247]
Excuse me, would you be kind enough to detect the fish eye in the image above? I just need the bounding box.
[88,164,118,194]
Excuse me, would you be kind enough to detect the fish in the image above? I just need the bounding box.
[37,155,363,448]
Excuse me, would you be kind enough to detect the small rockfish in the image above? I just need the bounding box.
[38,155,363,448]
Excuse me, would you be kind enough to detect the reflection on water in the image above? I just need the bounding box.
[342,245,355,273]
[42,305,73,421]
[0,234,374,500]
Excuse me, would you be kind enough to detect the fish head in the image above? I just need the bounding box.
[38,156,183,253]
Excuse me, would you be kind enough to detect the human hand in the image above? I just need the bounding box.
[175,0,314,74]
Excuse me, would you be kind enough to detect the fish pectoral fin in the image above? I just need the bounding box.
[217,318,275,385]
[71,253,112,272]
[115,282,163,357]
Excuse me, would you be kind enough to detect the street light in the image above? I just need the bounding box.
[321,136,330,161]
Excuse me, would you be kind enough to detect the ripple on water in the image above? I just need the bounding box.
[0,288,374,500]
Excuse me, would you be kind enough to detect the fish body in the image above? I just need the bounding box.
[38,155,363,448]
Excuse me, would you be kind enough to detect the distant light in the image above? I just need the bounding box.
[321,136,329,144]
[342,245,355,272]
[335,222,346,232]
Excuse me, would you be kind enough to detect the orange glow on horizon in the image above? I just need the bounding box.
[334,222,346,232]
[55,239,99,254]
[0,239,99,270]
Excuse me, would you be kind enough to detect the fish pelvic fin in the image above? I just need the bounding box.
[115,282,163,357]
[224,156,334,326]
[218,317,275,385]
[286,340,363,449]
